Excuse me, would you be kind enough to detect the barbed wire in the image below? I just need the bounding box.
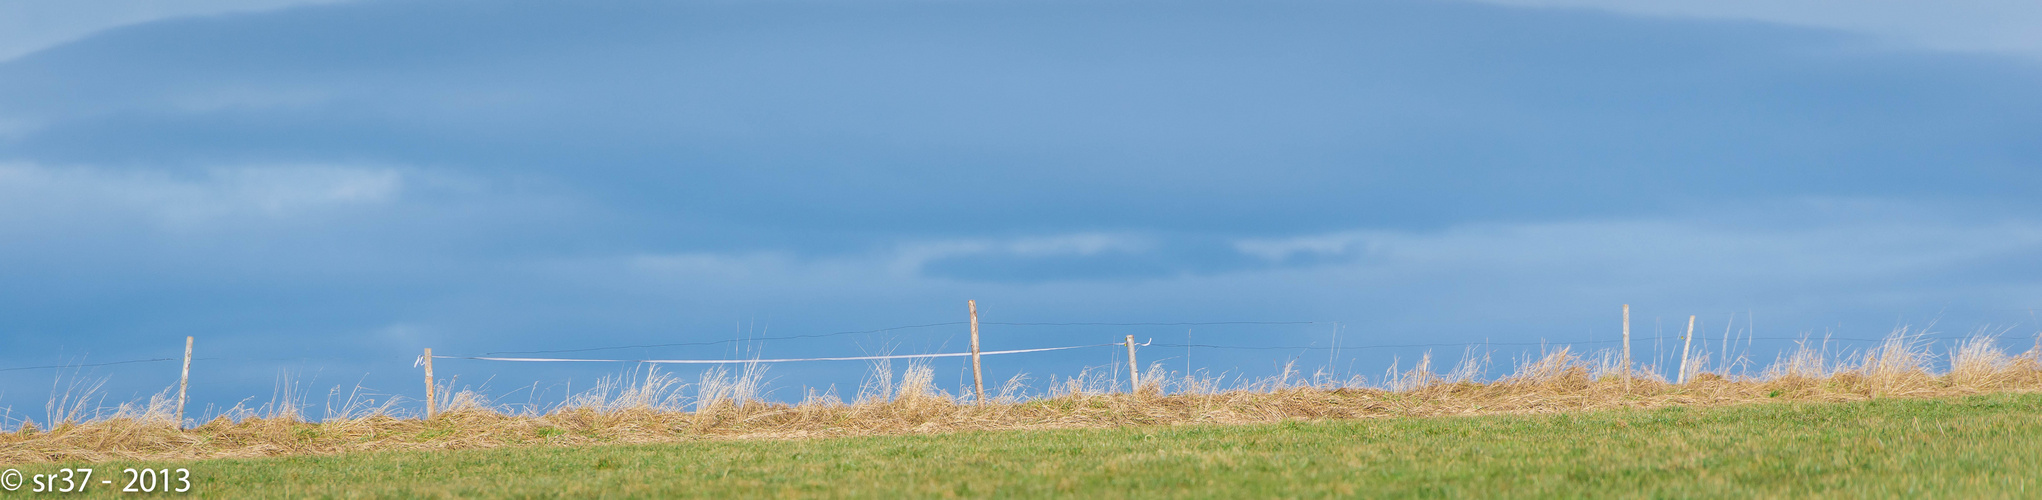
[479,320,1318,356]
[1161,334,2032,352]
[3,327,2028,372]
[0,358,180,372]
[437,343,1127,365]
[0,356,224,373]
[1168,340,1609,351]
[986,321,1318,326]
[477,320,963,355]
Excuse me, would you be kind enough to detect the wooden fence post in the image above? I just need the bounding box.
[1622,304,1632,388]
[1125,335,1139,392]
[1678,315,1696,384]
[177,336,192,428]
[969,300,986,405]
[423,348,437,418]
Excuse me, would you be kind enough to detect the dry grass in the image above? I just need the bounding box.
[5,331,2040,465]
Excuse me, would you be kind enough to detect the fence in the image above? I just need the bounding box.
[2,303,2030,426]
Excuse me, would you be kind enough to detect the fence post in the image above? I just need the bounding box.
[1678,315,1696,384]
[969,300,986,405]
[423,348,437,418]
[1622,304,1632,389]
[1125,335,1139,392]
[177,336,192,429]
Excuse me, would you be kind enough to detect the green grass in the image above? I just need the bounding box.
[16,393,2042,498]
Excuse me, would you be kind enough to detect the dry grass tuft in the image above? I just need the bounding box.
[7,332,2042,464]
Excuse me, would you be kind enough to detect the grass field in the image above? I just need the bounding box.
[14,393,2039,498]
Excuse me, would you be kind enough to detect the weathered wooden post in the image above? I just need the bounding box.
[177,336,192,428]
[1125,335,1139,392]
[423,348,437,418]
[1678,315,1696,384]
[1622,304,1632,389]
[970,300,986,405]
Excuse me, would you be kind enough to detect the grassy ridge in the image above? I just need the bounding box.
[19,334,2042,463]
[20,393,2041,498]
[13,335,2038,464]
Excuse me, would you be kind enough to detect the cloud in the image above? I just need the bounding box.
[610,198,2042,312]
[1235,233,1378,264]
[1467,0,2042,56]
[0,0,354,62]
[0,162,402,229]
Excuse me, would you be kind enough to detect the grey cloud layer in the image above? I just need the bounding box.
[5,1,2038,246]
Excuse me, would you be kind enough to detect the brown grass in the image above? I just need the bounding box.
[5,332,2040,465]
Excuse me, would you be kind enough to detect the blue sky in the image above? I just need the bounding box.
[3,0,2039,421]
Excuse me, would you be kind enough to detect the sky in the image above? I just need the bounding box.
[3,0,2039,424]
